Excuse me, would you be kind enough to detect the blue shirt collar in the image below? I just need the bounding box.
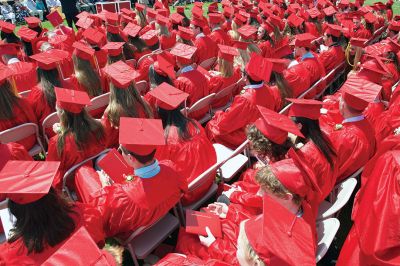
[134,160,161,179]
[301,51,315,61]
[243,83,264,90]
[342,115,365,124]
[181,65,194,73]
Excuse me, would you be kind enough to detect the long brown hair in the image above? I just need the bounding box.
[72,55,103,97]
[56,108,104,156]
[105,83,153,127]
[8,188,77,254]
[38,67,61,109]
[218,58,234,78]
[0,80,20,119]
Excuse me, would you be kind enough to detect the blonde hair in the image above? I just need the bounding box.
[229,21,240,41]
[255,165,302,205]
[135,9,147,28]
[237,221,265,266]
[156,23,170,37]
[218,57,234,78]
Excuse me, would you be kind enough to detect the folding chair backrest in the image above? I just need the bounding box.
[186,93,216,116]
[316,218,340,262]
[42,112,60,144]
[19,90,31,98]
[135,81,148,95]
[188,162,220,191]
[199,57,216,70]
[86,92,110,113]
[136,54,153,68]
[330,177,357,210]
[118,1,131,11]
[0,123,38,143]
[213,83,237,102]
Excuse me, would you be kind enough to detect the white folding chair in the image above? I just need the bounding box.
[42,112,60,144]
[211,83,237,113]
[199,57,217,70]
[0,123,45,157]
[184,93,216,124]
[85,92,110,115]
[0,200,9,244]
[19,90,31,98]
[317,177,357,221]
[316,218,340,262]
[213,140,249,182]
[136,54,153,68]
[135,80,148,95]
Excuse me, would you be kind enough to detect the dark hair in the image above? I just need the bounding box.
[0,80,20,119]
[8,188,77,254]
[387,51,400,72]
[108,53,125,65]
[1,32,20,44]
[21,40,33,57]
[38,67,61,109]
[260,30,275,47]
[181,17,190,27]
[72,55,103,97]
[272,72,293,101]
[148,64,173,88]
[108,33,135,59]
[128,36,148,53]
[157,106,199,141]
[57,109,105,156]
[148,41,160,51]
[30,26,42,35]
[105,83,153,127]
[292,116,336,168]
[365,22,374,34]
[249,17,260,28]
[246,73,263,85]
[325,15,334,24]
[120,146,156,164]
[310,17,322,35]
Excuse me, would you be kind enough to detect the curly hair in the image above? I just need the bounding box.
[246,124,293,162]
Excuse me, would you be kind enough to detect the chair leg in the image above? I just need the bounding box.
[127,243,140,266]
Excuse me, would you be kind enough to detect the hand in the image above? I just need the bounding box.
[199,227,216,247]
[98,170,113,187]
[207,202,228,219]
[52,123,61,134]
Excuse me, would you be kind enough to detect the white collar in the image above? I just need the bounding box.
[243,83,264,89]
[212,27,221,31]
[7,58,20,65]
[195,32,205,39]
[342,115,365,124]
[181,65,194,73]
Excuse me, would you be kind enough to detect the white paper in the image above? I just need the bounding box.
[0,208,15,240]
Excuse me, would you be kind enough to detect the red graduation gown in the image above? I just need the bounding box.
[0,203,105,265]
[155,253,230,266]
[174,68,209,107]
[319,45,345,73]
[284,63,311,98]
[27,85,55,132]
[206,84,278,149]
[159,33,176,50]
[259,41,274,58]
[337,145,400,266]
[155,122,217,205]
[193,35,219,65]
[90,160,187,239]
[209,28,233,46]
[208,69,241,108]
[323,119,376,183]
[304,22,320,37]
[8,61,37,92]
[0,142,31,170]
[46,133,106,190]
[374,105,400,144]
[0,98,37,151]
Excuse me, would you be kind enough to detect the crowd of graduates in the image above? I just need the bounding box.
[0,0,399,264]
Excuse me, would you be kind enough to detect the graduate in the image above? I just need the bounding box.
[149,83,217,205]
[0,161,105,265]
[46,88,106,190]
[89,117,188,239]
[102,41,125,64]
[208,13,233,46]
[156,15,176,50]
[319,24,346,73]
[0,65,37,151]
[206,53,279,148]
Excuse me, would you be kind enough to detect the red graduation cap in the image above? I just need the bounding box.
[101,42,124,57]
[0,161,60,204]
[73,41,95,61]
[293,33,316,48]
[147,8,157,19]
[135,3,145,12]
[208,13,222,24]
[326,24,342,37]
[154,1,164,9]
[0,65,13,85]
[268,58,290,73]
[76,11,91,19]
[194,2,204,8]
[245,194,316,265]
[237,24,257,40]
[55,87,91,113]
[0,20,16,34]
[154,52,176,79]
[254,105,304,144]
[364,12,377,24]
[24,16,41,28]
[156,15,169,26]
[191,16,206,28]
[107,24,120,35]
[323,6,337,16]
[42,227,114,266]
[341,75,382,110]
[18,26,38,42]
[389,20,400,32]
[119,117,165,155]
[350,37,368,48]
[176,6,185,14]
[170,13,184,24]
[233,13,247,26]
[141,29,159,46]
[287,98,322,120]
[221,0,231,6]
[105,12,119,25]
[46,10,64,27]
[0,43,20,56]
[76,17,94,29]
[82,28,106,47]
[177,26,193,41]
[307,7,321,19]
[148,82,189,110]
[157,8,169,17]
[123,22,142,38]
[223,6,233,17]
[102,60,138,89]
[338,0,350,8]
[245,53,272,82]
[121,8,136,18]
[30,50,67,70]
[233,40,248,50]
[267,14,283,29]
[218,44,239,62]
[272,43,293,59]
[208,2,219,13]
[170,43,197,65]
[288,13,304,28]
[387,38,400,53]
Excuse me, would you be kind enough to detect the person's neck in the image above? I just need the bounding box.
[133,159,155,170]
